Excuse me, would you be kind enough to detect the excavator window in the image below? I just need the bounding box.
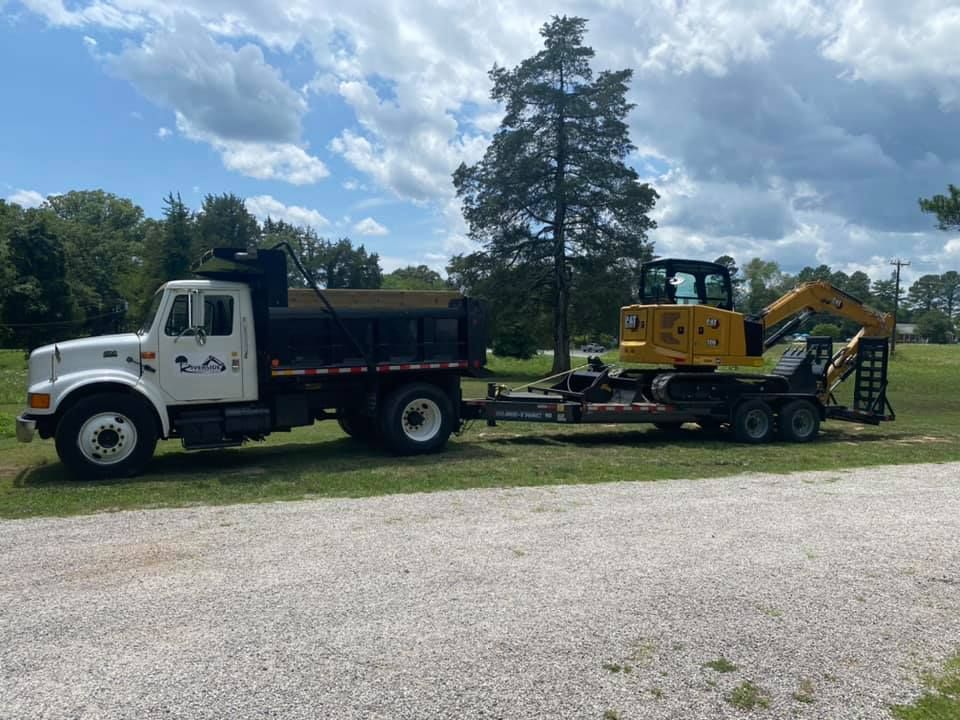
[639,259,734,310]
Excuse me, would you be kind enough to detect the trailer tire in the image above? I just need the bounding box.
[732,399,774,444]
[55,393,158,479]
[779,400,820,443]
[338,414,377,444]
[379,383,454,455]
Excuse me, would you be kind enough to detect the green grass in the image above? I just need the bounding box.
[704,657,738,673]
[1,345,959,519]
[891,654,960,719]
[792,678,816,704]
[726,680,770,710]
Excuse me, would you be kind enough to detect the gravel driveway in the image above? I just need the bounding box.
[2,462,959,719]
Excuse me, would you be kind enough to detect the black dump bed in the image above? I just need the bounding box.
[194,246,487,378]
[267,296,487,372]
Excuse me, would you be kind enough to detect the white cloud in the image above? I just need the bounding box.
[5,189,46,208]
[82,35,97,47]
[104,14,328,184]
[353,217,388,236]
[13,0,960,273]
[823,1,960,109]
[109,16,306,143]
[156,126,171,139]
[245,195,330,230]
[175,113,328,185]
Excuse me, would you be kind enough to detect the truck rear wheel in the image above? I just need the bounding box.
[379,383,454,455]
[55,393,158,479]
[779,400,820,443]
[732,399,774,444]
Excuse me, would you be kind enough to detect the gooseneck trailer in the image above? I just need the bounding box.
[16,248,894,479]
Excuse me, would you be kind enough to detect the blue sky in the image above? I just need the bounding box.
[2,0,960,281]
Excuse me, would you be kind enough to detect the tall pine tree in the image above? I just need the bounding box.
[454,16,658,372]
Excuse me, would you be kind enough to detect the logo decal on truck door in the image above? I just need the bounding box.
[174,355,227,374]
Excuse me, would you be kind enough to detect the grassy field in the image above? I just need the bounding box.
[0,344,958,519]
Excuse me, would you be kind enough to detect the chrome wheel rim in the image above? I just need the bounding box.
[401,398,442,442]
[744,409,770,439]
[78,412,137,465]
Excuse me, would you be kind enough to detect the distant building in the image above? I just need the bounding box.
[896,323,922,344]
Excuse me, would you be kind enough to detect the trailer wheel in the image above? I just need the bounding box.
[338,414,377,443]
[55,393,158,479]
[379,383,454,455]
[779,400,820,443]
[732,400,774,444]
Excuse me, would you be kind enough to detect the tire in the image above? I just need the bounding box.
[338,414,377,443]
[378,383,454,455]
[55,393,158,479]
[732,399,774,444]
[653,422,685,432]
[779,400,820,443]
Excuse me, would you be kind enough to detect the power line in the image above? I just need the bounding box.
[890,258,910,356]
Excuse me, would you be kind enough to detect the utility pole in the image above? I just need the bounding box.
[890,258,910,356]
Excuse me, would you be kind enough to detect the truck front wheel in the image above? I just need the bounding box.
[379,383,454,455]
[55,393,158,479]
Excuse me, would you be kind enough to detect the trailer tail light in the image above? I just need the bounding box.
[28,393,51,409]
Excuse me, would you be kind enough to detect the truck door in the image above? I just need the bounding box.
[158,291,245,402]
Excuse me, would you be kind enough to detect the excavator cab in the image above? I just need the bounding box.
[620,259,761,368]
[638,259,735,311]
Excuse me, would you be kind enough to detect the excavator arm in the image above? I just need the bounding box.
[756,281,894,397]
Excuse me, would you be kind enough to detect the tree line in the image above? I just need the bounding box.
[0,190,445,349]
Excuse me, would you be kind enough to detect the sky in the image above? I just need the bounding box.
[1,0,959,283]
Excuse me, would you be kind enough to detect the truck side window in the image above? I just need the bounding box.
[164,294,235,336]
[203,296,235,336]
[165,295,191,336]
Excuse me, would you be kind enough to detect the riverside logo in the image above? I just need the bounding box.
[175,355,227,374]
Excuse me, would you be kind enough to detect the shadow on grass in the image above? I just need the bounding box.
[479,424,911,449]
[14,436,502,489]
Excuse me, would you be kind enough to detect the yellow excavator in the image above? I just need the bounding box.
[478,257,895,445]
[617,258,894,412]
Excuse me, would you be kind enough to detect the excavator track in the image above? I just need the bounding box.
[650,372,790,404]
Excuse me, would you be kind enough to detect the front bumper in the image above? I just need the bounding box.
[15,415,37,443]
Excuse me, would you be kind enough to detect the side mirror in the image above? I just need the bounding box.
[189,290,205,331]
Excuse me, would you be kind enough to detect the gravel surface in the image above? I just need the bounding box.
[2,462,959,720]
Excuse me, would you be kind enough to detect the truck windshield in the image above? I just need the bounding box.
[138,291,163,335]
